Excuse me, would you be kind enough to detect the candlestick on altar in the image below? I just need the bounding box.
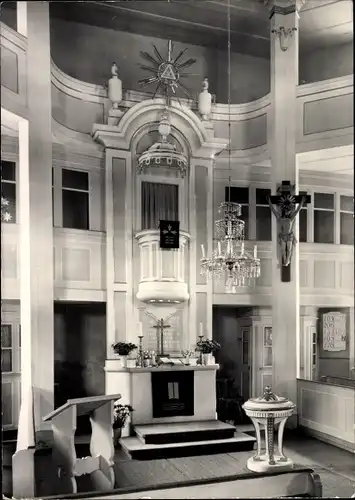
[198,332,204,365]
[199,322,204,337]
[254,245,257,259]
[136,334,144,367]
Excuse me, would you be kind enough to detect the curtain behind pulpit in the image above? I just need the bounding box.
[141,181,179,230]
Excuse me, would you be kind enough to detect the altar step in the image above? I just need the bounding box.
[134,420,236,444]
[120,420,256,460]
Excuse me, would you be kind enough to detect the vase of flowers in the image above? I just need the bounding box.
[112,342,137,368]
[113,402,134,447]
[143,351,151,367]
[181,349,194,365]
[196,339,221,365]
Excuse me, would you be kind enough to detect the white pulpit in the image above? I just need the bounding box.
[105,361,219,436]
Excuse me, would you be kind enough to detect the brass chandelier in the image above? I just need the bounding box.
[200,0,261,291]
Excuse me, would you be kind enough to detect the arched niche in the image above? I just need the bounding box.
[131,120,191,233]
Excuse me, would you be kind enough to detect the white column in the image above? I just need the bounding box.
[17,1,27,37]
[267,0,305,413]
[188,160,197,348]
[191,158,214,346]
[105,149,116,356]
[206,160,214,339]
[19,1,54,437]
[104,149,133,356]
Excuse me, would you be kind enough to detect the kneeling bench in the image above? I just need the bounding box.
[38,467,322,499]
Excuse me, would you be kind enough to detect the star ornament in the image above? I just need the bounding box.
[138,40,196,101]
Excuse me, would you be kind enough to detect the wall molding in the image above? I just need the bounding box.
[297,74,353,98]
[0,22,27,51]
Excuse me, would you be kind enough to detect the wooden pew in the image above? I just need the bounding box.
[36,467,322,499]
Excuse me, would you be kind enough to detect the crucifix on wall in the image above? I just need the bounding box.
[145,311,176,356]
[268,181,311,283]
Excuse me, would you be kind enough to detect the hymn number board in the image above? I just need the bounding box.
[159,220,180,249]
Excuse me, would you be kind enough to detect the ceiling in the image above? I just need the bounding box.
[48,0,353,59]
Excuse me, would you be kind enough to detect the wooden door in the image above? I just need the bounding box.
[240,326,251,401]
[252,320,273,397]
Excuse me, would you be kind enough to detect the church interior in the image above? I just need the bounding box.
[1,0,354,498]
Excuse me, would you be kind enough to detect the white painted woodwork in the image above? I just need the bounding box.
[105,363,218,427]
[269,1,301,412]
[1,306,21,430]
[297,378,355,453]
[33,394,120,497]
[135,229,190,303]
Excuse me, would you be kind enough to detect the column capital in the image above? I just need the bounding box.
[264,0,306,15]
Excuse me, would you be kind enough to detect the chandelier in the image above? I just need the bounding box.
[199,0,261,291]
[137,108,188,178]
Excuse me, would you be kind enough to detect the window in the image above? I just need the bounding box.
[141,181,179,230]
[62,169,89,230]
[340,195,354,245]
[256,188,271,241]
[299,191,308,243]
[226,186,249,239]
[314,192,334,243]
[1,325,13,372]
[1,160,16,223]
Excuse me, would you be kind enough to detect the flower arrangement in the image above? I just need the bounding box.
[112,342,137,356]
[181,349,195,358]
[113,402,134,429]
[196,339,221,354]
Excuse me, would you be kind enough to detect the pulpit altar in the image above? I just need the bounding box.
[43,394,121,495]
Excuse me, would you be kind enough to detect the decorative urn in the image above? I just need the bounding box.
[108,62,122,108]
[198,77,212,121]
[242,386,296,473]
[107,63,123,125]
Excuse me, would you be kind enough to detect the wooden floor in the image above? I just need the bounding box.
[113,433,355,498]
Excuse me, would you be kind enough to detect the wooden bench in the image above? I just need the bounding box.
[36,467,322,499]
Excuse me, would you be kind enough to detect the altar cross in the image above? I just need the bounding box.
[153,319,171,356]
[268,181,311,283]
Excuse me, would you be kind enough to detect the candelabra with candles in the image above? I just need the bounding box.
[199,0,261,292]
[201,236,260,291]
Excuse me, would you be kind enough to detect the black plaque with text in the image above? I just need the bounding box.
[159,220,180,249]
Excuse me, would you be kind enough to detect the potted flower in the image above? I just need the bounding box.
[113,402,134,447]
[196,339,221,365]
[112,342,137,368]
[181,349,196,365]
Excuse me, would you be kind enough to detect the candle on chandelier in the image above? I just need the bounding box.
[137,322,143,337]
[241,241,245,254]
[254,245,257,259]
[201,244,206,258]
[199,322,203,337]
[217,241,222,255]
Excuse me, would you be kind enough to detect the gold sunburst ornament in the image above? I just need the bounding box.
[139,40,196,102]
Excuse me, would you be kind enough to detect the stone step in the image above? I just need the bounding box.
[120,431,256,460]
[134,420,236,445]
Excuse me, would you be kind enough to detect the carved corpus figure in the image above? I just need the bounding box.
[268,182,310,268]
